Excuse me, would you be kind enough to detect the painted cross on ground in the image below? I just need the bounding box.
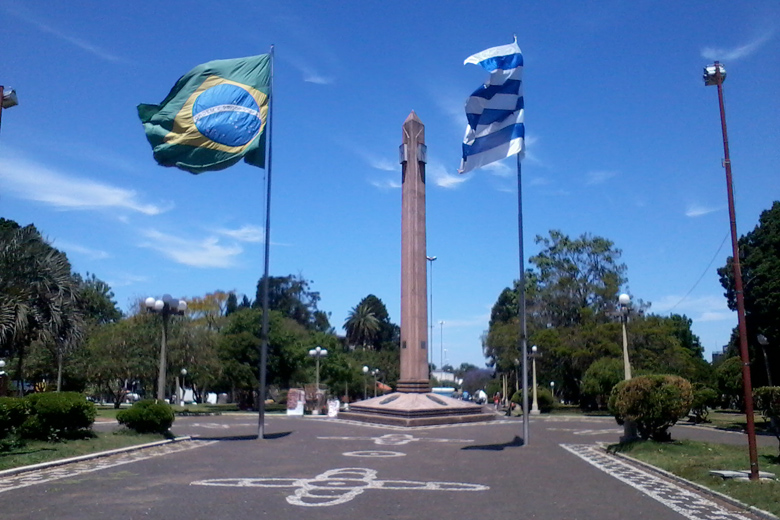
[191,467,489,507]
[317,433,472,446]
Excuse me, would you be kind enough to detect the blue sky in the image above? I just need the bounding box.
[1,1,778,369]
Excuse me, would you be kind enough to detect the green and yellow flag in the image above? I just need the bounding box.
[138,54,271,174]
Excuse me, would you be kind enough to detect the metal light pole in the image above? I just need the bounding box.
[757,335,773,387]
[362,365,369,399]
[439,320,444,369]
[550,381,555,402]
[179,368,188,406]
[704,61,759,481]
[619,293,632,380]
[530,346,540,415]
[308,346,327,415]
[618,293,638,442]
[0,85,19,134]
[427,255,436,371]
[372,369,380,397]
[145,295,187,402]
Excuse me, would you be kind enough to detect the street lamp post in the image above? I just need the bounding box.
[619,293,632,380]
[308,346,328,415]
[362,365,369,399]
[145,295,187,402]
[618,293,638,442]
[179,368,187,406]
[0,359,7,397]
[757,335,773,387]
[550,381,555,402]
[704,61,759,481]
[530,346,540,415]
[0,85,19,134]
[427,255,437,371]
[439,320,444,370]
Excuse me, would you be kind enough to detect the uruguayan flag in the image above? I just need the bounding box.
[459,39,524,174]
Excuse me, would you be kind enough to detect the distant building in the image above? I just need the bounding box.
[712,345,728,364]
[431,370,457,383]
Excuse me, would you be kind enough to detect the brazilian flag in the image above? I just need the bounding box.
[138,54,271,174]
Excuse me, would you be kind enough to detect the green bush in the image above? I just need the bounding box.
[754,386,780,454]
[608,375,693,441]
[117,400,175,434]
[689,384,719,423]
[0,397,29,439]
[511,387,555,413]
[20,392,96,441]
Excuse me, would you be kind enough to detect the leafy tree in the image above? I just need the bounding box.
[718,201,780,387]
[254,275,331,332]
[74,272,122,325]
[187,290,230,331]
[0,224,82,395]
[344,300,380,350]
[715,356,744,409]
[82,316,158,407]
[609,375,693,441]
[580,357,624,409]
[529,230,627,327]
[225,292,238,316]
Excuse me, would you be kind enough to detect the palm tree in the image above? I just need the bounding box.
[344,301,380,350]
[0,225,81,394]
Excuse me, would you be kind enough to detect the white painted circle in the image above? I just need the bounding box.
[343,451,406,458]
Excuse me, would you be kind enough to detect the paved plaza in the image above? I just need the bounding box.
[0,413,775,520]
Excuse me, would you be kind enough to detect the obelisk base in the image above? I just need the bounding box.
[340,392,495,427]
[395,380,430,393]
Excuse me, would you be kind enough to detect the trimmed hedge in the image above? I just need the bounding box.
[117,400,175,434]
[20,392,97,441]
[608,375,693,441]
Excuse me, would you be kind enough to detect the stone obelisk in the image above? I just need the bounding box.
[396,111,430,393]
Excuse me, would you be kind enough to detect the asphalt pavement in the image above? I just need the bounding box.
[0,412,774,520]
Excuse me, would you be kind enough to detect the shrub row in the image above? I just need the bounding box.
[0,392,96,443]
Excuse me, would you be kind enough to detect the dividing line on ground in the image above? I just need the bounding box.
[0,439,216,494]
[561,443,757,520]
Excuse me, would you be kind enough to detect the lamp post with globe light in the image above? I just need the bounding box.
[308,346,327,415]
[530,346,540,415]
[145,295,187,402]
[0,359,7,396]
[617,293,638,442]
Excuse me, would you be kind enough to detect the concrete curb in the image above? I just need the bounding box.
[0,436,192,478]
[602,444,779,520]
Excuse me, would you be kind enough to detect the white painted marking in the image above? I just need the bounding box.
[318,433,472,446]
[191,467,488,507]
[343,451,405,458]
[561,444,755,520]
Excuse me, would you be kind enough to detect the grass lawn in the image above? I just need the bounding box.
[0,430,168,472]
[610,439,780,517]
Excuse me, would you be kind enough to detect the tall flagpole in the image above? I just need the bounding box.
[258,45,274,439]
[517,153,529,445]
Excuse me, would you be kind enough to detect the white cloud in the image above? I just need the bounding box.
[4,5,121,62]
[53,240,110,260]
[428,161,469,189]
[0,154,169,215]
[302,67,334,85]
[685,204,721,218]
[586,170,617,185]
[369,178,402,190]
[652,294,732,322]
[107,273,149,288]
[216,225,264,243]
[140,229,243,268]
[701,32,774,62]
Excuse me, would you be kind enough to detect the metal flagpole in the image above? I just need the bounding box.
[258,45,274,440]
[517,153,529,445]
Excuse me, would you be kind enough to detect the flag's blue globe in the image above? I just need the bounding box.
[192,84,262,147]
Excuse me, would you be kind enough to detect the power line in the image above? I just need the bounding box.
[668,232,730,312]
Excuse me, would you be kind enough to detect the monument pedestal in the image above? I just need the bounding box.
[340,392,494,427]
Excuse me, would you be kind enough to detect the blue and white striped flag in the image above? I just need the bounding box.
[459,39,524,174]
